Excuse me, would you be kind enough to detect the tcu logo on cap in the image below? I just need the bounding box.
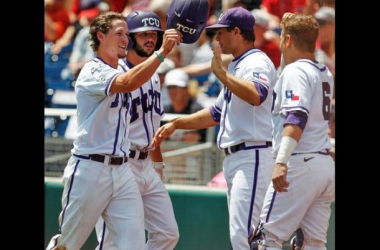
[218,12,225,21]
[175,23,196,34]
[141,17,160,28]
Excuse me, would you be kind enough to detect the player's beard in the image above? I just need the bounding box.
[134,43,155,58]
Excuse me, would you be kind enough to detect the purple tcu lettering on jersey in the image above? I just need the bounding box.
[110,93,130,109]
[130,90,161,123]
[175,23,196,34]
[141,17,160,28]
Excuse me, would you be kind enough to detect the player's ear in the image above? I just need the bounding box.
[285,34,292,48]
[97,31,104,42]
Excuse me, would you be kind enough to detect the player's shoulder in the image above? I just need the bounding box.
[290,59,327,73]
[248,50,276,70]
[76,58,109,83]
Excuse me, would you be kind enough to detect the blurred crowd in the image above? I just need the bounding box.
[45,0,335,147]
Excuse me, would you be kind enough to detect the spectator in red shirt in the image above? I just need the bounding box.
[251,9,281,68]
[261,0,307,29]
[44,0,71,42]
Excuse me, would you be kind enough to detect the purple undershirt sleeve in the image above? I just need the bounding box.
[284,110,308,131]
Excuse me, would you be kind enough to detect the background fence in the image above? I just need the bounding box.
[45,138,225,185]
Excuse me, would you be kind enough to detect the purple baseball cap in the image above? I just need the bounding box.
[166,0,210,44]
[206,7,255,32]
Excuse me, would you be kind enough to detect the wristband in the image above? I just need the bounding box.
[154,51,164,62]
[152,162,165,169]
[275,136,297,164]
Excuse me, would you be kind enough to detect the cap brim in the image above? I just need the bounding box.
[205,24,230,29]
[129,27,163,33]
[165,82,187,88]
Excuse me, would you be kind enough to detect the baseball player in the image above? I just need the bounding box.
[250,13,335,250]
[153,7,277,250]
[46,11,182,250]
[94,10,179,250]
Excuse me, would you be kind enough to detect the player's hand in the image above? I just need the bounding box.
[272,163,289,192]
[152,122,176,147]
[211,43,225,80]
[211,43,223,70]
[161,29,183,53]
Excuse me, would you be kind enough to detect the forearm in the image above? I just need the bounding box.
[214,68,261,105]
[172,108,218,130]
[111,48,168,93]
[180,61,211,77]
[149,146,163,162]
[282,124,303,142]
[180,54,232,77]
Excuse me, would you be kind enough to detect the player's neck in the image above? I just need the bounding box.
[233,42,255,58]
[290,51,315,64]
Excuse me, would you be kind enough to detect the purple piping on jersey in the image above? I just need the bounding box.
[119,63,128,72]
[98,221,106,250]
[253,81,269,105]
[139,86,151,150]
[264,191,277,223]
[59,159,80,232]
[111,102,123,155]
[247,150,260,233]
[148,79,157,149]
[281,106,309,115]
[210,105,221,122]
[232,48,261,64]
[105,73,121,97]
[119,107,128,156]
[92,58,120,96]
[284,111,308,131]
[218,102,229,149]
[298,59,326,72]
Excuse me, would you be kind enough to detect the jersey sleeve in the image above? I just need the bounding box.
[78,60,123,101]
[278,66,312,117]
[238,56,272,104]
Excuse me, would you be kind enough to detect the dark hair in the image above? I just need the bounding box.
[226,27,255,43]
[89,11,126,52]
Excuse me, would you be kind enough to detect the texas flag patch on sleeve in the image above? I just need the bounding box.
[285,90,300,101]
[253,72,269,83]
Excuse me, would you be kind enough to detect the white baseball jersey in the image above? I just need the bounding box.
[212,48,278,149]
[272,59,334,155]
[118,58,164,151]
[71,58,131,156]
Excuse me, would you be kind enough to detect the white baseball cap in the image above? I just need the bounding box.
[251,9,270,29]
[164,69,189,88]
